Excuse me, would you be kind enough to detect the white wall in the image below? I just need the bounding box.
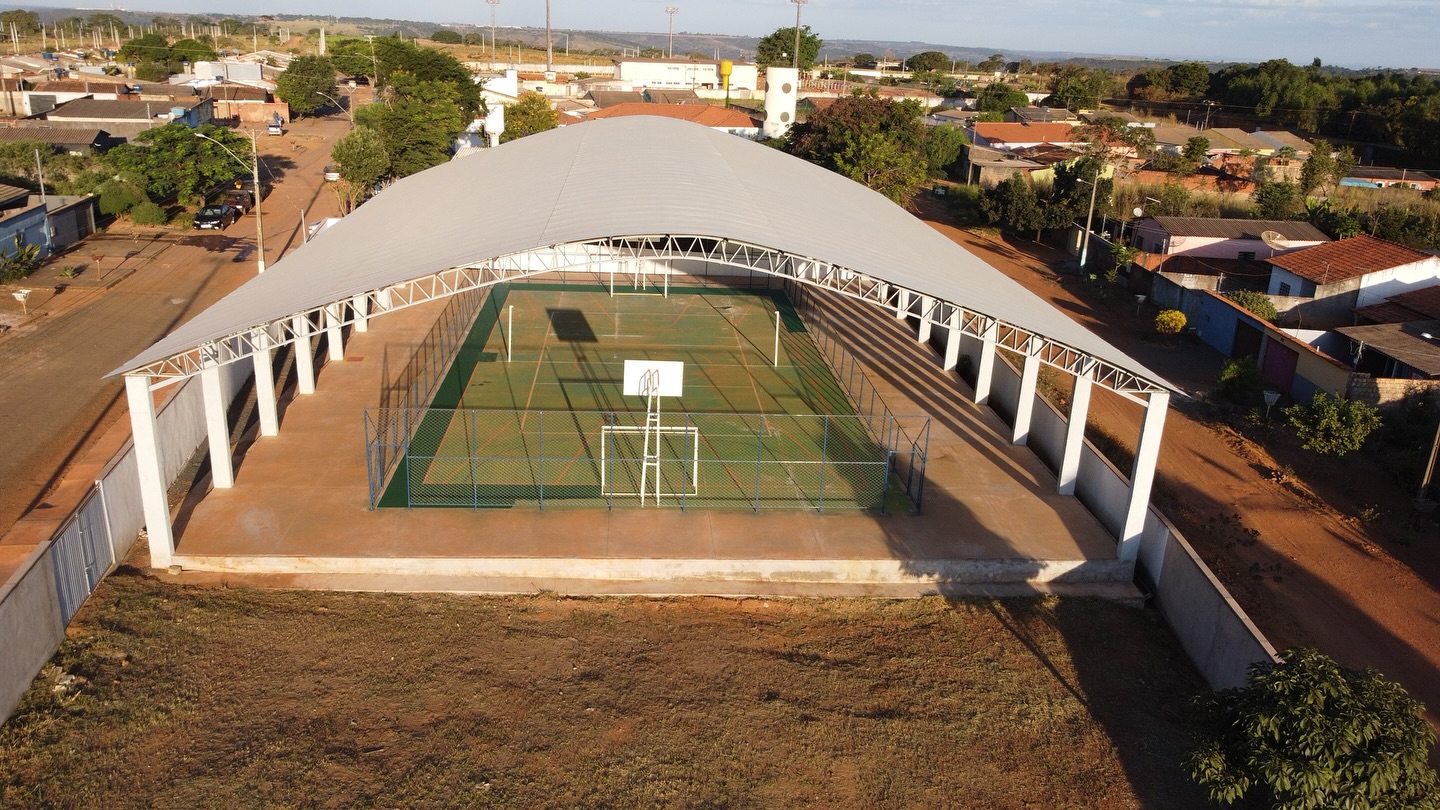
[1355,257,1440,308]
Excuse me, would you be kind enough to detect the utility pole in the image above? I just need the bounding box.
[545,0,553,72]
[486,0,499,59]
[365,35,379,89]
[666,7,678,59]
[1202,99,1218,130]
[790,0,808,71]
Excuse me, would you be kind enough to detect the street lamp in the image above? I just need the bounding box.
[486,0,499,58]
[665,7,678,59]
[1076,174,1101,272]
[195,130,266,274]
[790,0,808,71]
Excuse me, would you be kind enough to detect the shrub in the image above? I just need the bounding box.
[1213,358,1263,405]
[128,201,167,226]
[1155,309,1187,335]
[430,29,462,44]
[1283,391,1382,456]
[96,179,145,216]
[1225,290,1278,321]
[1187,647,1439,808]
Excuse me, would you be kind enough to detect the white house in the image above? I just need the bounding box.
[1264,235,1440,326]
[615,58,758,92]
[1130,217,1330,261]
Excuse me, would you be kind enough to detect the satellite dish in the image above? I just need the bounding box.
[1261,230,1286,250]
[1132,207,1145,217]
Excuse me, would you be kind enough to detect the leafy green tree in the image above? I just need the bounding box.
[134,61,171,83]
[975,82,1028,112]
[104,123,250,202]
[850,52,875,68]
[1213,358,1263,405]
[0,10,40,36]
[980,173,1044,236]
[276,55,338,117]
[354,73,468,176]
[1181,136,1210,172]
[755,26,822,71]
[119,33,171,64]
[430,30,462,44]
[170,38,217,64]
[977,53,1005,73]
[1045,66,1114,110]
[1224,290,1278,321]
[500,91,559,143]
[329,127,389,192]
[1283,393,1382,456]
[906,51,949,73]
[1255,181,1303,220]
[923,125,968,177]
[833,131,930,204]
[1188,647,1438,808]
[1165,62,1211,97]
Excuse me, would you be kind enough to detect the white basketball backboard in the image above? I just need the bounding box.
[623,360,684,397]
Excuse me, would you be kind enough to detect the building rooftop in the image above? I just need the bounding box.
[1335,320,1440,377]
[584,102,756,129]
[1347,166,1438,183]
[44,97,202,121]
[972,122,1081,145]
[1354,284,1440,323]
[1147,217,1329,242]
[1269,235,1434,284]
[0,126,109,146]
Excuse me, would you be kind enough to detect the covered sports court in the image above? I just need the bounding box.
[112,117,1174,593]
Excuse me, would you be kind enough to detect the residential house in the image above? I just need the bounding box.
[1335,320,1440,381]
[924,108,977,128]
[1004,106,1080,125]
[35,97,214,140]
[0,126,115,155]
[967,122,1084,151]
[1341,167,1438,192]
[1266,235,1440,326]
[1355,285,1440,324]
[582,103,760,138]
[1129,217,1329,260]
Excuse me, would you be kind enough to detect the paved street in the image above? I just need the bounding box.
[0,115,351,532]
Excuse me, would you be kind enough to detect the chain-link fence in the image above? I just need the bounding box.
[366,409,915,512]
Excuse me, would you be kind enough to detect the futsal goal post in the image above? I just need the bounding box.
[598,424,701,498]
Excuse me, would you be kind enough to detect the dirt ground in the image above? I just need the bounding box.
[913,196,1440,734]
[0,567,1209,809]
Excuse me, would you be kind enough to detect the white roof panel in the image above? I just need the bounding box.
[114,116,1169,390]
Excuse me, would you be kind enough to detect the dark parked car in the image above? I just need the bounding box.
[220,189,253,213]
[193,204,239,230]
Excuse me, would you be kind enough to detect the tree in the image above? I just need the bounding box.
[501,92,559,143]
[755,26,822,72]
[119,33,171,64]
[276,55,338,117]
[977,53,1005,73]
[1165,61,1211,97]
[1155,309,1187,335]
[330,127,389,194]
[850,52,875,68]
[980,173,1045,236]
[975,82,1028,113]
[833,131,930,203]
[1255,181,1303,219]
[430,29,462,45]
[1046,66,1114,110]
[1187,647,1438,808]
[0,10,41,36]
[923,125,968,177]
[170,38,217,64]
[785,93,929,202]
[354,73,469,176]
[1224,290,1278,321]
[906,51,949,73]
[1283,392,1382,456]
[1181,136,1210,172]
[104,123,250,202]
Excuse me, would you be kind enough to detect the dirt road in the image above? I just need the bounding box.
[0,115,349,532]
[915,197,1440,726]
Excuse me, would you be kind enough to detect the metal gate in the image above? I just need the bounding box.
[50,488,114,623]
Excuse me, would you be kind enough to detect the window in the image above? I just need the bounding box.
[1278,282,1292,296]
[1238,251,1256,261]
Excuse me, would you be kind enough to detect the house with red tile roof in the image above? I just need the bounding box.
[1265,235,1440,325]
[582,102,760,138]
[967,122,1083,151]
[1354,284,1440,324]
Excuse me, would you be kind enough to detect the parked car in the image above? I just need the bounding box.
[193,204,239,230]
[267,122,283,136]
[220,189,253,214]
[323,165,340,182]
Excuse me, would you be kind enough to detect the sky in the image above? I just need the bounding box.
[28,0,1440,69]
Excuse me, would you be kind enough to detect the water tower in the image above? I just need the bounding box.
[763,66,798,139]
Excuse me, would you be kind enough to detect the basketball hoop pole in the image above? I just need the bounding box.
[773,311,781,368]
[506,305,513,362]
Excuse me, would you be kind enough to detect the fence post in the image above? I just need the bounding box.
[881,451,892,515]
[754,418,764,512]
[606,413,614,512]
[469,409,480,510]
[538,410,545,511]
[403,407,412,509]
[819,415,829,512]
[364,411,376,509]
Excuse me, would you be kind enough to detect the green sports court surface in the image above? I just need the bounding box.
[374,282,898,510]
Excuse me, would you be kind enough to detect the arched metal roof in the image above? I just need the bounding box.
[114,116,1170,392]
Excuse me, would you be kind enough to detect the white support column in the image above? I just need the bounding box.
[1118,391,1170,561]
[252,339,279,437]
[895,288,910,320]
[917,296,935,344]
[943,310,962,372]
[973,319,998,405]
[1011,350,1041,446]
[351,294,369,333]
[877,282,890,310]
[200,361,234,488]
[124,374,174,569]
[325,303,344,362]
[1057,367,1093,496]
[292,315,316,395]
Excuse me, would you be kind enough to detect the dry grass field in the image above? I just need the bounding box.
[1,567,1211,808]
